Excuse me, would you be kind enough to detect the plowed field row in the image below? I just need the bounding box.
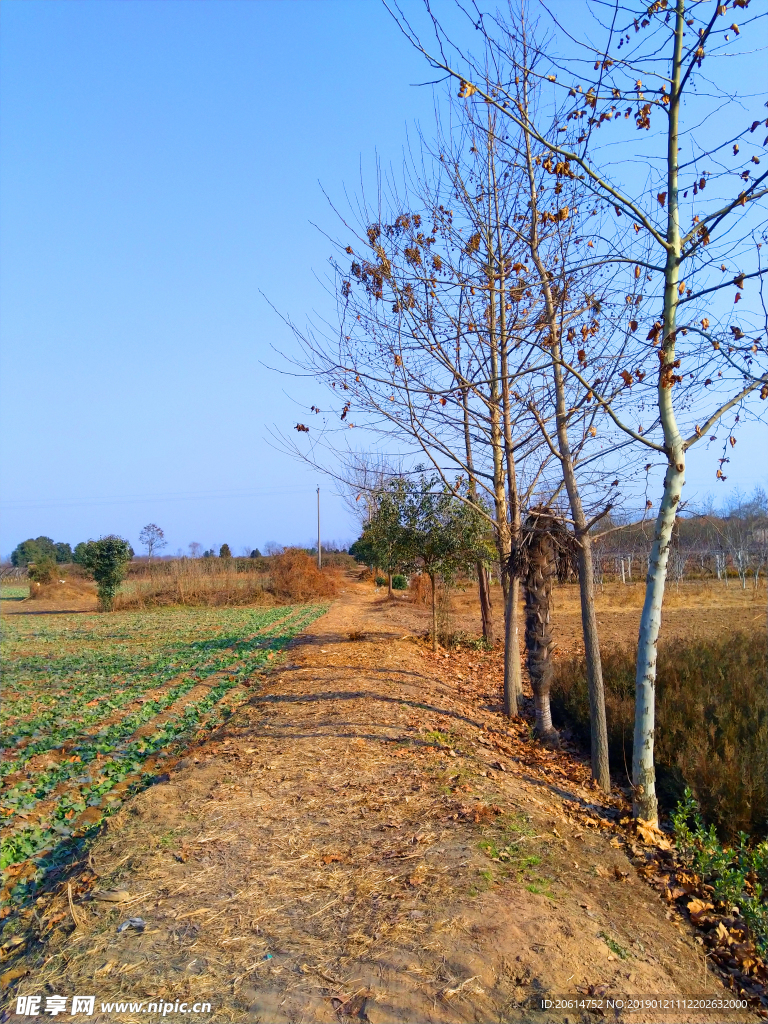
[0,604,325,907]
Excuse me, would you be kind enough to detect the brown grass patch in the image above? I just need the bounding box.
[552,630,768,838]
[114,559,272,609]
[268,548,339,602]
[28,579,95,603]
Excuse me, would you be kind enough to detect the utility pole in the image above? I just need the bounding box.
[317,487,322,569]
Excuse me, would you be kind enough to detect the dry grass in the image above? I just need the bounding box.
[114,551,339,610]
[268,548,339,602]
[555,578,766,612]
[552,630,768,839]
[114,561,272,609]
[28,579,95,603]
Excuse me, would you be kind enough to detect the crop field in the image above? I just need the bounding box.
[0,603,326,909]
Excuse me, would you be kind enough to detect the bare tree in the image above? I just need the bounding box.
[389,0,768,823]
[272,114,561,711]
[139,523,167,564]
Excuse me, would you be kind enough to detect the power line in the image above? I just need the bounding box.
[0,486,313,512]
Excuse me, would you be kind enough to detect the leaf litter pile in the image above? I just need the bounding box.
[0,583,760,1022]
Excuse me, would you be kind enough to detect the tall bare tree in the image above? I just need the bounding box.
[390,0,768,822]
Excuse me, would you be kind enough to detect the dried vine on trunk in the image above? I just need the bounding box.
[515,509,576,744]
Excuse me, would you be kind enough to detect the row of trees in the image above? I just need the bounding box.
[11,536,74,567]
[11,524,163,568]
[351,476,581,744]
[282,0,768,823]
[596,488,768,587]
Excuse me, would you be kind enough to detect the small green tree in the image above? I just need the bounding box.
[219,543,232,559]
[73,542,89,566]
[400,477,493,651]
[349,533,376,568]
[78,536,133,611]
[364,480,410,598]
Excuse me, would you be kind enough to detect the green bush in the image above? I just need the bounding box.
[77,536,133,611]
[219,544,232,558]
[28,558,59,585]
[552,631,767,839]
[673,788,768,956]
[375,575,388,587]
[392,574,408,590]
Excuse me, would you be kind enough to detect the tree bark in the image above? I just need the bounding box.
[575,535,610,789]
[461,376,495,647]
[503,576,521,717]
[478,562,494,644]
[388,571,393,599]
[523,531,558,744]
[518,67,610,788]
[634,465,683,824]
[485,124,523,714]
[430,572,438,652]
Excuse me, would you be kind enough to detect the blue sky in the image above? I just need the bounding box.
[0,0,439,557]
[1,1,765,559]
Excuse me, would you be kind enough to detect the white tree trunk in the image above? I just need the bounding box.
[633,0,685,826]
[633,463,684,823]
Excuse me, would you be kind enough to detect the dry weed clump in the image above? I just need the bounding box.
[552,631,768,838]
[268,548,338,602]
[115,558,271,609]
[408,573,432,606]
[28,579,95,603]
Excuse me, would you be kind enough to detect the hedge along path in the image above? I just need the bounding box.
[0,605,326,909]
[9,582,752,1024]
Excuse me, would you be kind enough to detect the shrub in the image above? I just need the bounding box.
[375,575,388,587]
[552,631,768,839]
[219,544,232,558]
[673,788,768,956]
[78,536,133,611]
[392,574,408,590]
[28,558,60,585]
[268,548,337,602]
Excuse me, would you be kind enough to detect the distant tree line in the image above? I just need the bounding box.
[11,537,73,567]
[593,488,768,590]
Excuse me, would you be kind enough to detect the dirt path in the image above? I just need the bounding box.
[16,583,753,1023]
